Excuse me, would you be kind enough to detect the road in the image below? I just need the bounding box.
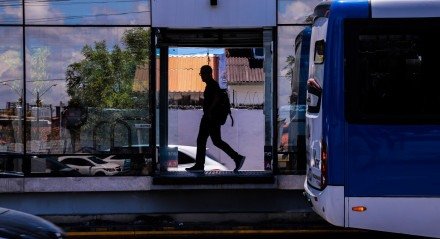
[65,227,429,239]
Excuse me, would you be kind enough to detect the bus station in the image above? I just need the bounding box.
[1,0,439,238]
[0,0,320,227]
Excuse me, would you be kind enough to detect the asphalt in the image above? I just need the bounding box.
[59,213,428,239]
[59,213,333,238]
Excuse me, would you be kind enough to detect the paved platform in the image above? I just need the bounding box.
[153,171,275,185]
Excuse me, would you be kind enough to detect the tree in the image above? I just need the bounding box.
[64,28,150,152]
[65,27,150,109]
[283,55,295,81]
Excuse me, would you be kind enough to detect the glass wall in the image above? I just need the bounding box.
[0,0,22,24]
[276,0,320,174]
[0,27,23,175]
[0,0,152,177]
[25,0,150,25]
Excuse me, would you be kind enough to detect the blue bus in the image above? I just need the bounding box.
[303,0,440,238]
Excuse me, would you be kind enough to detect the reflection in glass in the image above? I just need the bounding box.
[0,153,23,176]
[0,27,23,154]
[31,155,81,176]
[0,0,22,24]
[25,0,150,25]
[277,0,321,24]
[277,26,309,173]
[24,27,151,175]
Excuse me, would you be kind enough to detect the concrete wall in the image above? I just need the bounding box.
[152,0,276,28]
[229,84,264,106]
[0,175,308,218]
[169,109,264,170]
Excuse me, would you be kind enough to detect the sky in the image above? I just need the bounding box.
[0,0,320,106]
[278,0,322,24]
[169,48,224,56]
[0,0,150,25]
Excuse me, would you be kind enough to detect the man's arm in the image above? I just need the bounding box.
[207,92,220,119]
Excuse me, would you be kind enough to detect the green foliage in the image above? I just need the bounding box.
[123,28,150,64]
[284,55,295,80]
[65,28,150,109]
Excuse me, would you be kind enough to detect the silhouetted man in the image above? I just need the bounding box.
[186,65,245,173]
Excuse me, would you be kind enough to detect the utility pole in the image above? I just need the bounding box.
[35,84,56,141]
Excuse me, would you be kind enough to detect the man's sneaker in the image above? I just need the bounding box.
[234,155,246,172]
[185,164,204,173]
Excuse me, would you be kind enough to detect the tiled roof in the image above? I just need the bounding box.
[133,55,263,93]
[226,57,264,84]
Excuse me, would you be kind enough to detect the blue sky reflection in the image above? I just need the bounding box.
[24,0,150,25]
[0,0,22,24]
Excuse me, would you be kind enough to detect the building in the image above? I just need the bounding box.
[0,0,322,225]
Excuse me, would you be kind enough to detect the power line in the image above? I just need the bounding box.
[0,0,145,7]
[1,1,150,24]
[26,10,150,23]
[26,0,146,6]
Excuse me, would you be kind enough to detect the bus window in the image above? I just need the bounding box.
[314,40,325,64]
[306,78,322,114]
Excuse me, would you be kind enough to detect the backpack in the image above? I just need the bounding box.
[217,89,234,126]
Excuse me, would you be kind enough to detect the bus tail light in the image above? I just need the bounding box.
[352,206,367,212]
[320,139,328,189]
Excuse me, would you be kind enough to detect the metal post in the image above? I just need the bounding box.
[36,91,40,141]
[263,28,274,171]
[159,46,168,172]
[59,101,63,141]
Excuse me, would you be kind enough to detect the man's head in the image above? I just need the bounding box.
[199,65,213,82]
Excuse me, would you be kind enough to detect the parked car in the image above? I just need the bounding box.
[111,144,228,172]
[0,171,24,177]
[31,156,82,176]
[167,145,228,172]
[89,144,229,172]
[0,207,65,239]
[101,155,131,172]
[58,155,121,176]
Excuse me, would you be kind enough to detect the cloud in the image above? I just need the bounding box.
[137,1,150,12]
[4,5,21,16]
[78,1,149,25]
[25,2,65,24]
[133,1,150,24]
[0,50,22,80]
[277,26,304,76]
[24,28,125,80]
[279,0,322,24]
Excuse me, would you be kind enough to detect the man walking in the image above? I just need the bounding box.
[186,65,245,173]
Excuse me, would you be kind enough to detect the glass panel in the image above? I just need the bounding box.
[0,153,23,176]
[25,0,150,25]
[26,27,152,176]
[0,27,23,154]
[277,26,309,173]
[163,47,265,172]
[0,0,22,24]
[277,0,321,24]
[30,155,81,176]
